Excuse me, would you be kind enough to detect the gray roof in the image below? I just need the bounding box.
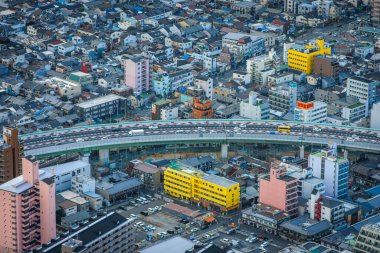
[202,174,238,188]
[140,236,194,253]
[99,177,142,195]
[322,197,343,209]
[61,211,90,225]
[280,215,332,236]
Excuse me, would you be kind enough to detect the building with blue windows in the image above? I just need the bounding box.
[308,149,349,199]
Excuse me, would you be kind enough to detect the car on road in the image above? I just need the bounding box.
[90,214,97,220]
[61,230,69,236]
[313,127,321,132]
[220,238,230,244]
[260,241,269,247]
[70,224,79,230]
[80,220,89,225]
[191,228,199,232]
[130,214,137,218]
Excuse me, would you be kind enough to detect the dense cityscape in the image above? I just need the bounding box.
[0,0,379,253]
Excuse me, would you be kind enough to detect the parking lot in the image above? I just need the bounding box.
[111,194,290,252]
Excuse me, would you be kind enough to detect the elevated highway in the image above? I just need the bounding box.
[20,120,380,159]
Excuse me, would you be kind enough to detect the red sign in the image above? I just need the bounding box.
[297,101,314,110]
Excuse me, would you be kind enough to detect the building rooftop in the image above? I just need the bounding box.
[322,197,343,209]
[202,174,238,188]
[42,212,130,253]
[280,215,332,236]
[59,200,77,209]
[42,160,89,176]
[134,162,160,174]
[76,94,126,109]
[139,236,194,253]
[349,76,377,84]
[0,169,53,194]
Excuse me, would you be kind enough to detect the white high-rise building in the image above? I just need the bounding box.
[294,100,327,123]
[308,149,349,199]
[347,76,379,109]
[240,91,270,120]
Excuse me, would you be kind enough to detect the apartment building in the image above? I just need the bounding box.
[247,55,274,85]
[259,161,299,215]
[44,77,82,99]
[43,212,135,253]
[240,91,270,120]
[164,161,240,212]
[308,190,345,229]
[294,100,327,123]
[313,55,339,79]
[42,160,91,193]
[222,32,265,63]
[0,156,56,253]
[71,175,96,194]
[354,222,380,253]
[347,76,379,109]
[75,94,127,120]
[0,127,23,183]
[269,82,298,113]
[308,149,349,199]
[124,56,150,94]
[130,160,161,192]
[287,38,331,74]
[289,167,325,199]
[195,75,213,100]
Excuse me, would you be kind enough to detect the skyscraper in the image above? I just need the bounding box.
[0,156,56,253]
[0,127,23,183]
[308,149,349,199]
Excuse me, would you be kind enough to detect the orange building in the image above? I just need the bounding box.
[193,98,213,119]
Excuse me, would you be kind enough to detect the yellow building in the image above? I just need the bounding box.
[287,37,332,75]
[164,162,240,212]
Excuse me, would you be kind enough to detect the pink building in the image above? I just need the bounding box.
[259,161,298,215]
[124,56,149,94]
[0,156,56,253]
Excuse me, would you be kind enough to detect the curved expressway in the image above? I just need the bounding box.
[20,120,380,158]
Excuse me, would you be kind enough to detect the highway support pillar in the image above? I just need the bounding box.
[221,144,229,160]
[99,149,110,164]
[80,153,90,163]
[344,149,348,160]
[300,145,304,159]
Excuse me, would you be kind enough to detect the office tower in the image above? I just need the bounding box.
[354,222,380,253]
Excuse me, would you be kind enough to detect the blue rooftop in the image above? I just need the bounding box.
[365,185,380,197]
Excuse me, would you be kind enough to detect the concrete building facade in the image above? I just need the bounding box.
[124,56,150,94]
[259,161,299,215]
[240,91,270,120]
[0,127,22,183]
[308,149,349,199]
[0,156,56,253]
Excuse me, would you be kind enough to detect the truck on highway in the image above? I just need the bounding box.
[129,129,144,136]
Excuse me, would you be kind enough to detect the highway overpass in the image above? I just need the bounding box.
[20,120,380,159]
